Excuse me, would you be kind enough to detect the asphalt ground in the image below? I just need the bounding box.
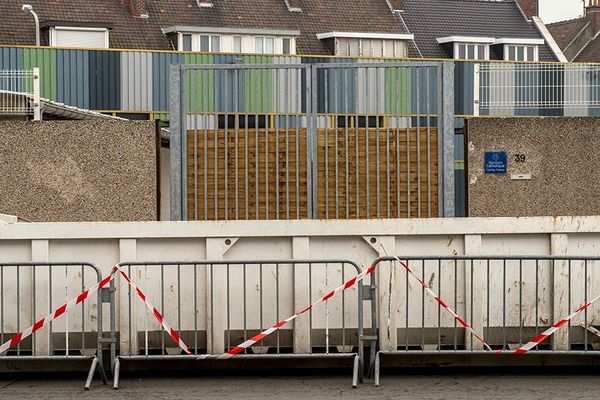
[1,372,599,399]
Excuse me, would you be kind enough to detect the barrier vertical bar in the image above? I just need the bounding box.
[118,239,138,356]
[206,239,227,354]
[551,234,570,350]
[464,235,485,350]
[292,237,311,353]
[31,240,50,356]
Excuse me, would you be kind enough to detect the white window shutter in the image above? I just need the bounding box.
[52,28,108,49]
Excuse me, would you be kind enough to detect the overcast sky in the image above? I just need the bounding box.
[540,0,585,23]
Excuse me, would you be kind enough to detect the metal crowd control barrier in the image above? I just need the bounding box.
[370,256,600,386]
[0,262,113,389]
[113,260,376,389]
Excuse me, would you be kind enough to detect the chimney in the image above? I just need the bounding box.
[122,0,149,17]
[516,0,538,19]
[587,0,600,35]
[588,0,600,12]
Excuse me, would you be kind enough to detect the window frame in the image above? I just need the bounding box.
[453,42,490,61]
[504,44,539,62]
[254,36,276,54]
[50,26,110,49]
[335,37,407,58]
[178,33,221,52]
[233,36,242,53]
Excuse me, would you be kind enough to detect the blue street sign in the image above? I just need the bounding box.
[484,152,507,174]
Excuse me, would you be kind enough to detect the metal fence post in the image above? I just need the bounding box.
[473,64,480,117]
[169,65,184,221]
[32,67,41,121]
[440,61,455,217]
[308,65,317,219]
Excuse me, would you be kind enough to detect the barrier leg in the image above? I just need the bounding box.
[352,355,359,389]
[112,358,121,390]
[374,352,381,387]
[98,360,108,385]
[84,356,98,390]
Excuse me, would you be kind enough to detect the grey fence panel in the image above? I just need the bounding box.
[478,63,600,117]
[170,61,455,221]
[370,256,600,386]
[0,262,110,389]
[0,69,33,114]
[113,260,371,389]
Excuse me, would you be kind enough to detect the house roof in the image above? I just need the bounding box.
[400,0,557,61]
[0,0,411,55]
[547,12,600,62]
[574,34,600,62]
[547,17,590,50]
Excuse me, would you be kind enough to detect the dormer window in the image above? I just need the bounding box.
[494,38,544,62]
[316,32,413,58]
[436,36,495,60]
[163,26,299,54]
[41,22,111,49]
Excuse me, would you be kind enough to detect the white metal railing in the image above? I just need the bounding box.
[475,63,600,114]
[0,68,40,120]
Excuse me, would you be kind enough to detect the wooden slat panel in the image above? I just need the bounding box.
[186,127,438,221]
[316,127,438,219]
[186,128,308,220]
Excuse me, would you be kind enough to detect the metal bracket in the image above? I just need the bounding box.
[100,287,112,303]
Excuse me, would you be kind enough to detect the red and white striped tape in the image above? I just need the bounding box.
[0,271,115,356]
[498,292,600,355]
[220,261,379,358]
[391,256,492,352]
[114,265,192,356]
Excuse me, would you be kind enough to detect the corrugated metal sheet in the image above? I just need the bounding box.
[242,55,273,113]
[152,52,183,112]
[184,53,214,113]
[57,49,90,109]
[0,47,23,70]
[23,48,57,100]
[89,50,121,111]
[121,51,153,111]
[273,56,303,114]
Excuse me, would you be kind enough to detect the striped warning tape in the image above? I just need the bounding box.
[222,257,491,357]
[0,269,115,356]
[0,258,490,359]
[114,265,192,356]
[220,260,379,358]
[391,256,492,352]
[498,292,600,355]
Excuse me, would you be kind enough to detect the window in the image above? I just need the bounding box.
[505,45,538,61]
[198,35,221,52]
[233,36,242,53]
[335,38,407,58]
[50,27,109,49]
[454,43,489,60]
[282,38,291,54]
[182,34,192,51]
[255,37,275,54]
